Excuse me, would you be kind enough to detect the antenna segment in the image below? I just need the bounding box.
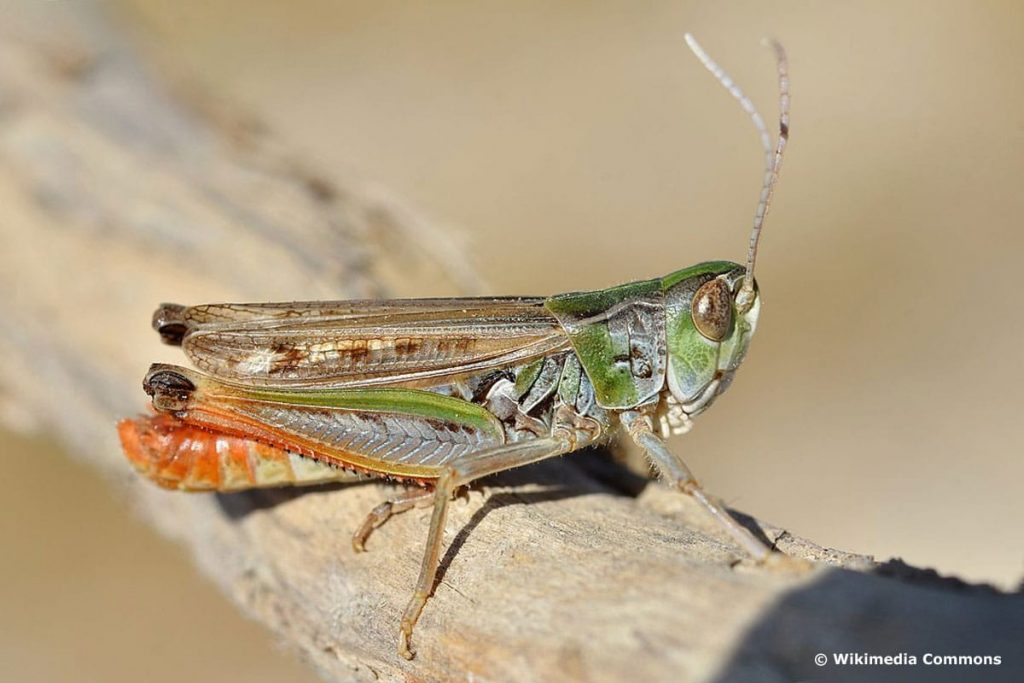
[683,33,790,313]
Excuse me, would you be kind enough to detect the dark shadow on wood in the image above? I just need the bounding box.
[566,445,651,497]
[215,481,371,520]
[871,558,1008,595]
[728,508,783,553]
[709,567,1024,683]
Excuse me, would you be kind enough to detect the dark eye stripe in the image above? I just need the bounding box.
[691,279,733,342]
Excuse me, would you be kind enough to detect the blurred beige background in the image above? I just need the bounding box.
[3,1,1022,681]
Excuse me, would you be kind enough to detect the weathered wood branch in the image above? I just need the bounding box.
[1,4,1020,682]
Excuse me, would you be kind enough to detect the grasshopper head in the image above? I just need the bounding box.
[661,262,760,416]
[658,34,788,416]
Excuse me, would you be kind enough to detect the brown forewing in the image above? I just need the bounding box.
[173,298,571,388]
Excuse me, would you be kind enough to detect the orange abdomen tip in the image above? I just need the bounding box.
[117,413,357,491]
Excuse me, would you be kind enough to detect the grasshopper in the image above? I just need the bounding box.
[118,34,790,659]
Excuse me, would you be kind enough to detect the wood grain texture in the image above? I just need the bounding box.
[1,4,1020,682]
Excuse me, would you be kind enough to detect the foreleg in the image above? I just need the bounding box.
[620,410,770,561]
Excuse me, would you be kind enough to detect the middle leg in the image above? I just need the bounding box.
[397,430,588,659]
[351,486,435,552]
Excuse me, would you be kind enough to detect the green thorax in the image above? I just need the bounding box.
[544,261,749,410]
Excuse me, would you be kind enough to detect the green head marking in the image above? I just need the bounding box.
[661,262,759,413]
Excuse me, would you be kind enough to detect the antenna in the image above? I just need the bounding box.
[683,33,789,313]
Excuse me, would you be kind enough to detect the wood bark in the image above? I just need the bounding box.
[1,4,1020,682]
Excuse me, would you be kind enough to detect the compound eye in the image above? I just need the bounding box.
[691,278,733,342]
